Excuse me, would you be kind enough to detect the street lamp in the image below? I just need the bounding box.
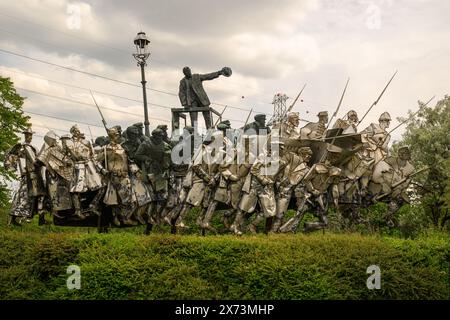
[133,31,151,137]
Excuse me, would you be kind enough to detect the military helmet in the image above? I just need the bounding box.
[347,110,358,118]
[151,128,164,137]
[133,122,144,128]
[317,111,328,117]
[379,112,391,121]
[398,146,411,157]
[157,124,168,131]
[107,127,118,138]
[69,124,80,135]
[44,130,58,146]
[254,114,266,121]
[217,123,229,130]
[287,112,299,119]
[22,126,35,134]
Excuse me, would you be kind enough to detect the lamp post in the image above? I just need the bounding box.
[133,31,151,137]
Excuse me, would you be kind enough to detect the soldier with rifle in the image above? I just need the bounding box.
[65,125,106,220]
[35,131,74,220]
[135,128,171,230]
[300,111,328,140]
[174,130,223,230]
[4,127,46,226]
[230,140,287,235]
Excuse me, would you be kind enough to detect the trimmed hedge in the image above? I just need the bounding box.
[0,230,449,300]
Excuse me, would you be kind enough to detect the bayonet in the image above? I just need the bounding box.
[286,83,307,114]
[386,96,435,136]
[327,78,349,130]
[214,105,228,127]
[90,90,108,132]
[357,70,398,127]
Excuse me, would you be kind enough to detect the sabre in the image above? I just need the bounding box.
[90,90,108,132]
[357,70,398,128]
[326,78,350,130]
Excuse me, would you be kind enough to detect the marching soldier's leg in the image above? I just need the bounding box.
[175,203,192,229]
[270,213,284,233]
[89,187,106,216]
[230,209,246,235]
[248,212,265,234]
[196,205,207,227]
[112,207,121,226]
[71,194,86,220]
[203,200,218,232]
[279,196,307,233]
[221,209,235,230]
[37,196,47,226]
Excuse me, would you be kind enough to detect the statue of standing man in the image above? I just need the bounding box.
[178,66,232,129]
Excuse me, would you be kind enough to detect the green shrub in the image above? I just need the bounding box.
[0,230,449,300]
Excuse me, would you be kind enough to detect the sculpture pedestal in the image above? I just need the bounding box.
[171,106,222,131]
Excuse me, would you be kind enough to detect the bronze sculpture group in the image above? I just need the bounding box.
[4,66,422,235]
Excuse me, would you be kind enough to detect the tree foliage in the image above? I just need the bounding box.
[0,76,30,207]
[396,95,450,229]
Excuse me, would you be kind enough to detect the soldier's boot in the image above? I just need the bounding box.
[112,214,121,227]
[123,210,138,226]
[175,204,191,229]
[72,195,86,220]
[221,210,234,230]
[9,216,22,226]
[38,212,46,226]
[248,214,265,234]
[164,204,180,226]
[279,209,305,233]
[146,202,157,224]
[230,210,245,235]
[265,216,274,234]
[270,216,283,233]
[196,212,205,228]
[202,205,217,233]
[89,188,105,216]
[136,207,147,225]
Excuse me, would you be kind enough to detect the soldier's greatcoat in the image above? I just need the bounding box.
[7,142,45,218]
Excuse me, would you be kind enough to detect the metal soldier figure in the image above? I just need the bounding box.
[300,111,329,139]
[362,112,391,163]
[174,131,222,230]
[36,131,74,219]
[4,127,46,225]
[332,110,359,134]
[230,140,287,235]
[97,127,150,226]
[135,128,171,227]
[65,125,105,219]
[271,145,311,232]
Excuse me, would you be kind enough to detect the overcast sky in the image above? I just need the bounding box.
[0,0,448,148]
